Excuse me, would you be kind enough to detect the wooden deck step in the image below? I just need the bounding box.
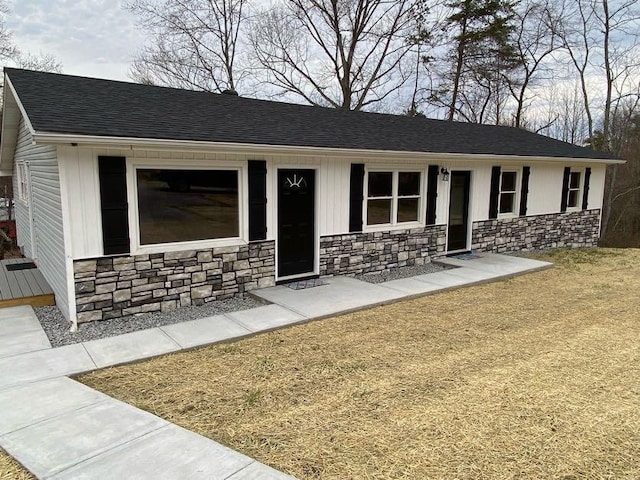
[0,258,55,309]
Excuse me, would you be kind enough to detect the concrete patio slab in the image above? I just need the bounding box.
[1,399,167,479]
[226,304,306,333]
[438,258,532,275]
[161,314,252,349]
[0,305,45,336]
[0,377,105,436]
[0,328,51,359]
[442,267,501,282]
[411,270,472,288]
[378,277,445,295]
[0,343,96,390]
[436,253,552,273]
[252,277,406,319]
[51,424,256,480]
[228,461,298,479]
[83,327,181,369]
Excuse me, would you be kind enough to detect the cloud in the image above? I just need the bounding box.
[6,0,147,80]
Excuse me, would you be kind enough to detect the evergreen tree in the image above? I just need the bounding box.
[440,0,519,122]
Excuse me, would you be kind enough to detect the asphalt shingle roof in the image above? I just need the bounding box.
[6,68,616,160]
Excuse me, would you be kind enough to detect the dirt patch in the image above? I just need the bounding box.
[79,248,640,479]
[0,450,33,480]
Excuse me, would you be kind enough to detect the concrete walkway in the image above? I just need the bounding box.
[0,253,552,479]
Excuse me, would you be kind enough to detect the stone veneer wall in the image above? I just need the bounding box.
[73,241,275,324]
[471,209,601,253]
[319,225,447,276]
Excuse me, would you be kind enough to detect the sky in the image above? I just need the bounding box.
[6,0,147,81]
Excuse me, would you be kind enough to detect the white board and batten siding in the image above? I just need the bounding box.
[59,147,355,260]
[13,118,71,319]
[59,146,609,262]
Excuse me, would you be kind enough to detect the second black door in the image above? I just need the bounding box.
[447,171,471,251]
[277,169,316,278]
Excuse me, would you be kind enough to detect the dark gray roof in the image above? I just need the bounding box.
[6,68,616,160]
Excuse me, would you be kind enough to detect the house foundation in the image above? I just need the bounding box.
[73,241,275,324]
[471,209,601,253]
[319,225,448,276]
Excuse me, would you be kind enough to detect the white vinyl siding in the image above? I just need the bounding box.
[13,118,70,319]
[13,119,34,258]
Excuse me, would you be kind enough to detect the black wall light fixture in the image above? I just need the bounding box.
[440,167,450,181]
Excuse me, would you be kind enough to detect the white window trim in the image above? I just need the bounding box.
[364,168,426,232]
[566,168,584,211]
[126,158,249,255]
[497,168,521,218]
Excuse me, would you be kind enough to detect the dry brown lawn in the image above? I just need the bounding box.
[0,449,32,480]
[79,248,640,479]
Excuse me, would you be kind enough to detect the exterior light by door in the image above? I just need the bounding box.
[440,167,450,182]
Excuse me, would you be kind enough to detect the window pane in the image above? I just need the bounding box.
[367,199,391,225]
[397,198,419,222]
[368,172,393,197]
[569,172,581,189]
[137,169,239,245]
[501,171,517,192]
[568,189,579,208]
[499,192,515,214]
[398,172,421,196]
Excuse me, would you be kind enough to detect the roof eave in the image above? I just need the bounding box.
[32,131,625,165]
[0,74,37,174]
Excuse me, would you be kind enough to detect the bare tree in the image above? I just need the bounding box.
[14,53,62,72]
[0,1,16,62]
[558,0,640,149]
[126,0,250,92]
[508,0,562,128]
[599,100,640,245]
[249,0,420,111]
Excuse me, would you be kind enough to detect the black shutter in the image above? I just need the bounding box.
[560,166,571,212]
[349,163,365,232]
[519,166,530,217]
[426,165,439,225]
[248,160,267,241]
[489,166,501,219]
[98,156,130,255]
[582,167,591,210]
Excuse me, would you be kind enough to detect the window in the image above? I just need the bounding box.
[136,168,239,245]
[366,171,422,226]
[567,171,581,209]
[498,170,518,215]
[16,163,28,202]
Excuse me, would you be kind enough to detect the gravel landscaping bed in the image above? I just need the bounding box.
[354,261,452,284]
[35,296,265,347]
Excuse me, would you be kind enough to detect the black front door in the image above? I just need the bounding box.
[447,171,471,251]
[277,169,316,277]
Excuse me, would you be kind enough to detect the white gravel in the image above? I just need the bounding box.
[354,261,453,284]
[35,296,265,347]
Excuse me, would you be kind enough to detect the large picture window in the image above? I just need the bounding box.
[136,169,239,245]
[498,170,518,215]
[366,170,422,226]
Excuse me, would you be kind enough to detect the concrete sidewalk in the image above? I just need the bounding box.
[0,253,552,479]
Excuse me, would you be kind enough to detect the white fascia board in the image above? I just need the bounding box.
[4,76,36,136]
[31,131,626,165]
